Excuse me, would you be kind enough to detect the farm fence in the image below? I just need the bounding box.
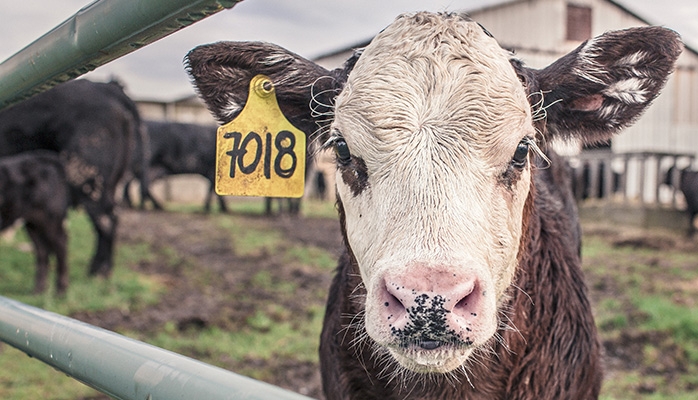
[0,1,314,399]
[0,0,235,109]
[567,150,696,207]
[0,296,311,400]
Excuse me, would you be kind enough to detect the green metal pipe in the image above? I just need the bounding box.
[0,0,240,109]
[0,295,313,400]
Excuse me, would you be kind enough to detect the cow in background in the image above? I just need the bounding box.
[0,79,138,277]
[0,151,70,294]
[666,165,698,236]
[122,120,228,213]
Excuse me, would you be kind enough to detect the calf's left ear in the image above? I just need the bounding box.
[185,42,355,140]
[519,26,682,145]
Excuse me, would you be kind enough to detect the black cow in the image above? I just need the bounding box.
[0,79,138,277]
[122,120,227,212]
[0,151,70,294]
[666,165,698,236]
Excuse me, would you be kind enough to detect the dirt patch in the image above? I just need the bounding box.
[72,208,342,399]
[72,210,698,399]
[583,222,698,396]
[584,222,698,252]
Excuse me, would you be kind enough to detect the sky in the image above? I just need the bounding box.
[1,0,697,101]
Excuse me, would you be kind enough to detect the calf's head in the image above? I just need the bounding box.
[187,12,681,373]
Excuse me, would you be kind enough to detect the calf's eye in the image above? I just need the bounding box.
[334,138,352,165]
[511,141,530,168]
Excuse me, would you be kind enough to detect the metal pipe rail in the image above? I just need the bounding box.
[0,0,239,109]
[0,295,312,400]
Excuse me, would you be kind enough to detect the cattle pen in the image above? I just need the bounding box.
[0,0,311,399]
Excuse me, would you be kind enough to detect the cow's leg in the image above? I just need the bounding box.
[49,220,69,294]
[125,173,160,210]
[122,179,134,208]
[217,195,228,213]
[203,181,214,213]
[213,178,228,213]
[264,197,273,216]
[288,198,301,216]
[83,201,117,277]
[144,169,164,210]
[689,211,697,237]
[25,223,49,294]
[142,169,162,210]
[143,188,164,210]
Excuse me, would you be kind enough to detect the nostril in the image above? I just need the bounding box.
[384,281,408,309]
[453,280,477,314]
[382,283,408,325]
[419,340,443,350]
[384,287,402,308]
[455,295,470,310]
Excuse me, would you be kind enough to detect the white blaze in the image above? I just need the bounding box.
[331,13,536,373]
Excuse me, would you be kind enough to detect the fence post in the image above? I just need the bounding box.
[0,295,313,400]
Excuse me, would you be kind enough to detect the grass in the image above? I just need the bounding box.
[0,345,97,400]
[635,296,698,362]
[167,196,337,218]
[2,202,697,399]
[113,200,336,386]
[0,211,164,316]
[0,210,167,399]
[582,230,698,399]
[143,302,326,376]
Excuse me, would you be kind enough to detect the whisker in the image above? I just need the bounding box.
[511,283,534,305]
[461,364,475,389]
[524,136,551,168]
[528,90,562,124]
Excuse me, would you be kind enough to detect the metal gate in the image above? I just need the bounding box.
[0,1,313,399]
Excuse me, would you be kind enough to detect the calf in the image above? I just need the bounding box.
[122,120,227,212]
[666,166,698,236]
[186,12,681,399]
[0,79,139,277]
[0,151,70,294]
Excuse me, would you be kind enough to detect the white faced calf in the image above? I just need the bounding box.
[186,12,682,399]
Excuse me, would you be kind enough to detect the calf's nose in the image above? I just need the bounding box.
[378,269,483,346]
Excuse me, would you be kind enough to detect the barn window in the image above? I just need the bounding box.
[567,4,592,41]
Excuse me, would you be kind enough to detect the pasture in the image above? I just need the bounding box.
[0,198,697,399]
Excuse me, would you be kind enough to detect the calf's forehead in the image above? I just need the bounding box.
[334,13,533,164]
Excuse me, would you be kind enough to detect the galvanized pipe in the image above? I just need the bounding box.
[0,295,313,400]
[0,0,239,109]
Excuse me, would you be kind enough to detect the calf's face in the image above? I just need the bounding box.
[329,15,535,372]
[186,11,681,375]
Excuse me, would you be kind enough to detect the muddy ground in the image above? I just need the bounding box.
[72,207,697,399]
[74,208,343,399]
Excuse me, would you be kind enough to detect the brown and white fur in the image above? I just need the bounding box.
[185,12,682,399]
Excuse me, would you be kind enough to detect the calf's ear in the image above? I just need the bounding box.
[519,26,682,145]
[185,42,356,140]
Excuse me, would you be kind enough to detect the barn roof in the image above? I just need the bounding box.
[313,0,698,61]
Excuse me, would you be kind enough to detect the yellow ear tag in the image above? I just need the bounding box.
[215,75,305,198]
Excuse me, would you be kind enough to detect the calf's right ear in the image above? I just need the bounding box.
[517,26,682,146]
[185,42,354,140]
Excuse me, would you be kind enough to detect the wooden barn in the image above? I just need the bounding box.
[315,0,698,226]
